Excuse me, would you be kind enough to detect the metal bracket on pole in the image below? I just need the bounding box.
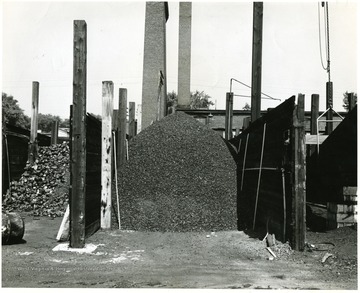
[316,107,344,154]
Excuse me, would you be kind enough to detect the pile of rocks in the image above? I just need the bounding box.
[3,142,69,217]
[116,112,237,232]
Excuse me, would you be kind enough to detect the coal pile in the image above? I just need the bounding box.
[3,142,69,217]
[116,112,237,232]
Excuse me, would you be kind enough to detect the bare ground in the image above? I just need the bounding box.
[1,210,357,290]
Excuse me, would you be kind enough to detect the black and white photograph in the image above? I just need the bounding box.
[1,0,358,290]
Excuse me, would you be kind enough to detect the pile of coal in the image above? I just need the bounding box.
[116,112,237,232]
[3,142,69,217]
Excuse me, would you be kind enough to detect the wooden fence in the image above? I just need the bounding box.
[307,105,357,204]
[229,95,306,250]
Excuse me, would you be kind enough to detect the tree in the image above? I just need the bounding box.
[38,113,62,133]
[167,90,214,110]
[342,92,357,111]
[190,90,214,109]
[167,91,178,108]
[2,92,30,129]
[242,103,251,111]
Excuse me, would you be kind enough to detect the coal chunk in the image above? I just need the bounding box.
[116,112,237,232]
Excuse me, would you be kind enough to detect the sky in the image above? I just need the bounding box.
[1,0,358,125]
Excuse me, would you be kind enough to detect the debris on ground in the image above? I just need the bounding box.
[3,142,69,217]
[116,112,237,232]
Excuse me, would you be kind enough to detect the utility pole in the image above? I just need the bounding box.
[251,2,263,122]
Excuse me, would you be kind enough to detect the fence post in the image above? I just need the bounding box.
[225,92,233,140]
[291,93,306,251]
[129,102,136,140]
[101,81,114,229]
[70,20,87,248]
[28,81,39,165]
[310,94,319,155]
[348,92,356,111]
[51,120,59,145]
[118,88,127,166]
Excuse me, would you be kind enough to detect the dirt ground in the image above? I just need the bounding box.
[1,205,358,290]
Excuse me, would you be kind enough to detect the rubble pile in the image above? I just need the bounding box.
[116,112,237,232]
[3,142,69,217]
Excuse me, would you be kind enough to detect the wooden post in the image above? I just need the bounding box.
[348,92,356,111]
[243,117,251,130]
[118,88,127,167]
[129,102,136,140]
[310,94,319,155]
[51,120,59,145]
[225,92,234,140]
[70,20,87,248]
[291,93,306,251]
[101,81,114,229]
[28,81,39,165]
[325,81,333,135]
[251,2,263,122]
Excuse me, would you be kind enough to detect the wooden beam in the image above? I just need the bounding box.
[348,92,356,111]
[51,120,59,145]
[101,81,114,229]
[251,2,263,122]
[70,20,87,248]
[310,94,319,155]
[118,88,127,167]
[225,92,233,140]
[28,81,39,165]
[291,93,306,251]
[129,102,136,140]
[325,82,333,135]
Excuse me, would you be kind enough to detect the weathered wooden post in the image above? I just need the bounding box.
[101,81,114,229]
[225,92,234,140]
[129,102,136,140]
[118,89,127,167]
[251,2,263,122]
[348,92,356,111]
[70,20,87,248]
[28,81,39,165]
[291,93,306,251]
[51,120,59,145]
[325,82,333,135]
[310,94,319,155]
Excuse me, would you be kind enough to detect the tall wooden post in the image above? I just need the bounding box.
[225,92,233,140]
[291,93,306,251]
[70,20,87,248]
[348,92,356,111]
[51,120,59,145]
[118,89,127,167]
[28,81,39,165]
[310,94,319,155]
[101,81,114,229]
[251,2,263,122]
[325,81,333,135]
[129,102,136,140]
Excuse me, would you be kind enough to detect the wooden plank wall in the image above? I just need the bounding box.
[85,114,102,237]
[230,95,306,249]
[307,105,357,204]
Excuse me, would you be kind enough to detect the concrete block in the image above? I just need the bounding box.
[341,186,357,196]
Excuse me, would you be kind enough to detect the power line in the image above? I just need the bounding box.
[318,2,327,71]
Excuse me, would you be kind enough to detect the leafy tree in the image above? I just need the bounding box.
[167,91,178,108]
[190,90,214,109]
[167,90,214,110]
[2,92,30,129]
[242,103,251,111]
[342,92,357,111]
[38,113,62,133]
